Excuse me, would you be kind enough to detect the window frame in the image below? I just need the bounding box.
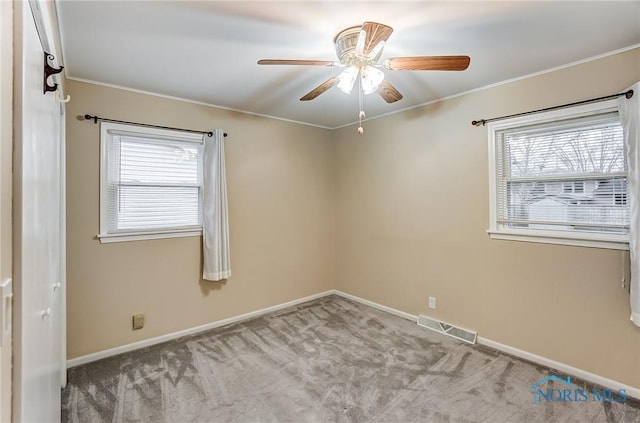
[487,99,629,250]
[98,122,204,243]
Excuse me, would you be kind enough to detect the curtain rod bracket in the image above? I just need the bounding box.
[81,114,227,138]
[43,52,64,94]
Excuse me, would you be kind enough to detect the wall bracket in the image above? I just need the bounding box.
[43,51,64,94]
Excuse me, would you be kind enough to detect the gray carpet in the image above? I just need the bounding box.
[62,295,640,422]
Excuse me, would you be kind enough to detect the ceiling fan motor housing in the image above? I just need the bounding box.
[334,26,383,65]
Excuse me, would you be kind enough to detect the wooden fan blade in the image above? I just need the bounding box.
[384,56,470,71]
[300,77,339,101]
[378,80,403,103]
[257,59,338,66]
[356,22,393,57]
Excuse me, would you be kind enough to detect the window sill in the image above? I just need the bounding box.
[97,229,202,244]
[487,229,629,250]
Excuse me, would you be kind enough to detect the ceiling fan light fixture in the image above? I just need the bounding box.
[360,65,384,95]
[337,66,358,94]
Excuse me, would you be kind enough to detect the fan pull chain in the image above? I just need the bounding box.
[357,76,365,135]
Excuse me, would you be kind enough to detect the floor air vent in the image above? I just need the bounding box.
[417,315,477,344]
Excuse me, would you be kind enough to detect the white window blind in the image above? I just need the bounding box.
[100,123,203,241]
[489,101,630,249]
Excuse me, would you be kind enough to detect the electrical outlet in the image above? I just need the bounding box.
[428,296,437,310]
[132,313,144,330]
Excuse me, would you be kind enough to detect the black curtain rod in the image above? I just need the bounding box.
[82,114,228,138]
[471,89,634,127]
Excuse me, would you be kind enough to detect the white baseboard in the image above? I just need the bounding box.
[476,336,640,400]
[67,288,640,400]
[332,290,418,322]
[331,290,640,400]
[67,290,336,368]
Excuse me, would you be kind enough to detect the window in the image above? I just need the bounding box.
[99,122,204,243]
[488,99,629,250]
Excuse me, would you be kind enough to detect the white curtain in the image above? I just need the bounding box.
[202,129,231,281]
[619,82,640,326]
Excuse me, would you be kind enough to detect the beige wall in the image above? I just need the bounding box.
[65,80,336,358]
[335,48,640,388]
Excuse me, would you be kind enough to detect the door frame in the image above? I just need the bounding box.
[0,2,14,422]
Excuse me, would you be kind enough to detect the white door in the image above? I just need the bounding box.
[13,1,64,421]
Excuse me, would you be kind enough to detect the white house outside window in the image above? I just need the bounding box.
[98,122,204,243]
[488,99,629,249]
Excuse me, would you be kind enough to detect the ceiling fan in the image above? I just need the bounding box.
[258,21,470,132]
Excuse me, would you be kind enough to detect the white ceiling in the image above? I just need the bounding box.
[56,1,640,129]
